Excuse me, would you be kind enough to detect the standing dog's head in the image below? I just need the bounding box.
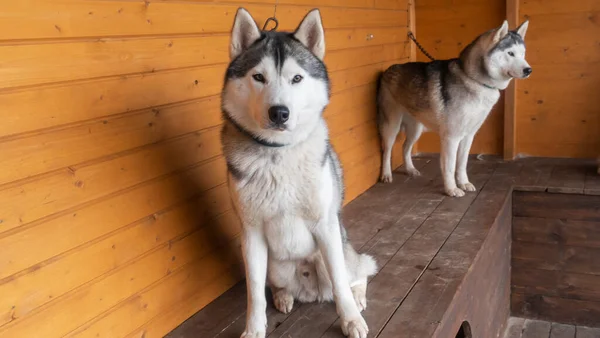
[222,8,330,146]
[460,20,531,89]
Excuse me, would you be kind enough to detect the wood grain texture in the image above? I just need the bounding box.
[0,0,411,336]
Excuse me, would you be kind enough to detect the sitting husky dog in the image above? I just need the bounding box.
[221,8,377,338]
[378,21,531,197]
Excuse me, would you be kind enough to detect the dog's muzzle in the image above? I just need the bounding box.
[268,105,290,128]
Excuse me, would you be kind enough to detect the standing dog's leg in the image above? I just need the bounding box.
[440,136,464,197]
[456,134,476,192]
[241,227,269,338]
[402,115,424,177]
[315,214,368,338]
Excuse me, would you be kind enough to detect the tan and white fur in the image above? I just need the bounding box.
[378,20,531,197]
[221,8,377,338]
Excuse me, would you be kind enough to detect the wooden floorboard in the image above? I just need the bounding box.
[167,156,600,338]
[503,317,600,338]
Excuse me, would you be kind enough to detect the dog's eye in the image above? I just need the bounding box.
[508,51,515,57]
[292,75,304,84]
[252,73,266,83]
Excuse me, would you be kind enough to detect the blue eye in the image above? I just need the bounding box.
[252,73,266,83]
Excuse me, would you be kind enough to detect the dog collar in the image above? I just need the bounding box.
[481,83,496,90]
[224,113,287,148]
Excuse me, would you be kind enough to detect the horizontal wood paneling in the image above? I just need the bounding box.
[0,0,410,336]
[413,0,505,156]
[515,2,600,158]
[512,192,600,327]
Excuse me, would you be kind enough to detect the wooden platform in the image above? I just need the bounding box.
[166,156,600,338]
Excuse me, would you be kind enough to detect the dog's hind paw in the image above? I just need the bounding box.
[405,167,421,177]
[351,283,367,312]
[445,187,466,197]
[380,172,393,183]
[273,290,294,314]
[458,182,476,192]
[240,331,265,338]
[341,316,369,338]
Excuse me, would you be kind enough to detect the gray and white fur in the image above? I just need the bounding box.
[221,8,377,338]
[378,20,531,197]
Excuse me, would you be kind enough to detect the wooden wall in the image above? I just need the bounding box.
[413,0,506,155]
[514,0,600,158]
[512,191,600,327]
[0,1,410,337]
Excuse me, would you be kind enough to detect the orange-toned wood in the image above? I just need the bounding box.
[0,1,410,336]
[413,0,506,156]
[515,7,600,157]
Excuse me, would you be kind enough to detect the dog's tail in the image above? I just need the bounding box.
[375,70,385,138]
[358,253,378,278]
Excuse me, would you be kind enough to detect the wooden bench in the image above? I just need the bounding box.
[166,156,600,338]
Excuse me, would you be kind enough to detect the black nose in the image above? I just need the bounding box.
[523,67,532,76]
[268,105,290,125]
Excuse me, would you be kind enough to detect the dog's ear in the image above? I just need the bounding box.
[516,20,529,39]
[492,20,509,44]
[230,8,262,60]
[294,9,326,60]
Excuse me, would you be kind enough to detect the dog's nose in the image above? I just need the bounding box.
[523,67,532,76]
[268,105,290,125]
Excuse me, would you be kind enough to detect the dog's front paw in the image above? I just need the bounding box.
[273,290,294,314]
[457,182,476,192]
[445,187,465,197]
[405,167,421,177]
[341,316,369,338]
[380,172,393,183]
[351,283,367,312]
[240,331,265,338]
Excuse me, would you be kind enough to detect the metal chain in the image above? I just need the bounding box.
[262,0,279,31]
[408,31,436,61]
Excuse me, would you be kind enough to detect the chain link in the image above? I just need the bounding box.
[408,31,436,61]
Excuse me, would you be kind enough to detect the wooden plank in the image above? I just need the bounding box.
[513,242,600,276]
[522,319,551,338]
[584,167,600,195]
[0,2,407,41]
[513,217,600,248]
[547,165,586,194]
[550,323,576,338]
[505,317,525,338]
[520,0,600,15]
[504,0,519,160]
[513,192,600,222]
[515,162,555,191]
[0,160,228,281]
[0,199,238,327]
[0,127,225,234]
[512,266,600,303]
[1,35,408,90]
[512,293,600,327]
[374,0,410,10]
[326,27,409,51]
[0,231,241,337]
[576,326,600,338]
[66,246,243,338]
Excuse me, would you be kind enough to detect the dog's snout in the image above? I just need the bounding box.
[268,105,290,125]
[523,67,532,76]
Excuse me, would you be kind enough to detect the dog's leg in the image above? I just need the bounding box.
[241,227,269,338]
[440,136,464,197]
[456,134,476,192]
[315,214,368,338]
[402,116,424,177]
[378,105,402,184]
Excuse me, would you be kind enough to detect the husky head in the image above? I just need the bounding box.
[460,20,531,89]
[222,8,330,146]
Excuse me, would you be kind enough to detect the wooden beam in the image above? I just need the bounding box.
[504,0,519,160]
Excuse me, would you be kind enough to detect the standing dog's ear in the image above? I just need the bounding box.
[492,20,509,44]
[516,20,529,39]
[230,8,262,60]
[294,9,326,60]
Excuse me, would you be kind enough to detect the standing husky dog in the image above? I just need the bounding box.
[378,21,531,197]
[221,8,377,338]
